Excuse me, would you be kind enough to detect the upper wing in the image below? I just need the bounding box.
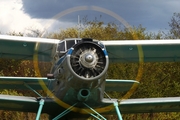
[102,97,180,114]
[103,40,180,62]
[0,35,59,61]
[1,35,180,62]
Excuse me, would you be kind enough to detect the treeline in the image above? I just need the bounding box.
[0,13,180,119]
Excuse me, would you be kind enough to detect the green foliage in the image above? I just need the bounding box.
[0,59,21,76]
[7,31,24,36]
[0,70,4,76]
[163,12,180,39]
[108,63,138,80]
[131,62,180,98]
[52,27,78,39]
[123,112,180,120]
[168,13,180,39]
[50,18,154,40]
[0,59,50,119]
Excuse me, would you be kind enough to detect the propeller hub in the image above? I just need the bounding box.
[80,51,98,69]
[85,54,94,63]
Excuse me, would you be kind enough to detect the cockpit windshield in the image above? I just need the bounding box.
[66,40,75,50]
[56,39,81,56]
[57,41,65,52]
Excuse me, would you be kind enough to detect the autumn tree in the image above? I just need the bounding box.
[165,13,180,39]
[50,18,153,40]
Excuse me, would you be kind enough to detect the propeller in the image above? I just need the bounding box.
[70,42,106,78]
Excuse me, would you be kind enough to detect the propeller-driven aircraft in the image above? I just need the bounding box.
[0,35,180,120]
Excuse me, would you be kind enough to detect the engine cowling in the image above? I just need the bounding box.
[52,39,108,101]
[67,40,109,81]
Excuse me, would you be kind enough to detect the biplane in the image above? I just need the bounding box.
[0,35,180,120]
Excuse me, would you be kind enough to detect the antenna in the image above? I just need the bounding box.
[78,15,81,38]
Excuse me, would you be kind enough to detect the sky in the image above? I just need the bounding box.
[0,0,180,36]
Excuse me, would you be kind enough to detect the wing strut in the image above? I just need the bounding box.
[24,82,43,97]
[83,103,107,120]
[114,102,123,120]
[36,99,45,120]
[24,80,45,120]
[52,103,77,120]
[23,76,54,120]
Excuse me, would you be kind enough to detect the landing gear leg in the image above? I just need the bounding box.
[113,102,123,120]
[36,99,44,120]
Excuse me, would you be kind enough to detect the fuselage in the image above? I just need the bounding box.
[48,38,109,107]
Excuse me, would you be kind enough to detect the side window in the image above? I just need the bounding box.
[76,40,81,44]
[66,40,75,49]
[57,41,65,52]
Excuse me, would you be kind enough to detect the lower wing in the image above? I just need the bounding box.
[0,94,179,115]
[0,94,63,115]
[104,79,180,114]
[102,97,180,114]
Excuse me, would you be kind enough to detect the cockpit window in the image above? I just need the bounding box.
[76,40,81,44]
[57,41,65,52]
[67,40,75,50]
[56,39,82,55]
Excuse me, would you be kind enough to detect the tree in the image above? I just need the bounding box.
[50,19,152,40]
[167,13,180,39]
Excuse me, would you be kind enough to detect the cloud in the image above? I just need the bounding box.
[0,0,49,34]
[21,0,104,19]
[21,0,180,33]
[1,0,180,34]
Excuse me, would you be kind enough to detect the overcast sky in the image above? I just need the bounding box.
[1,0,180,36]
